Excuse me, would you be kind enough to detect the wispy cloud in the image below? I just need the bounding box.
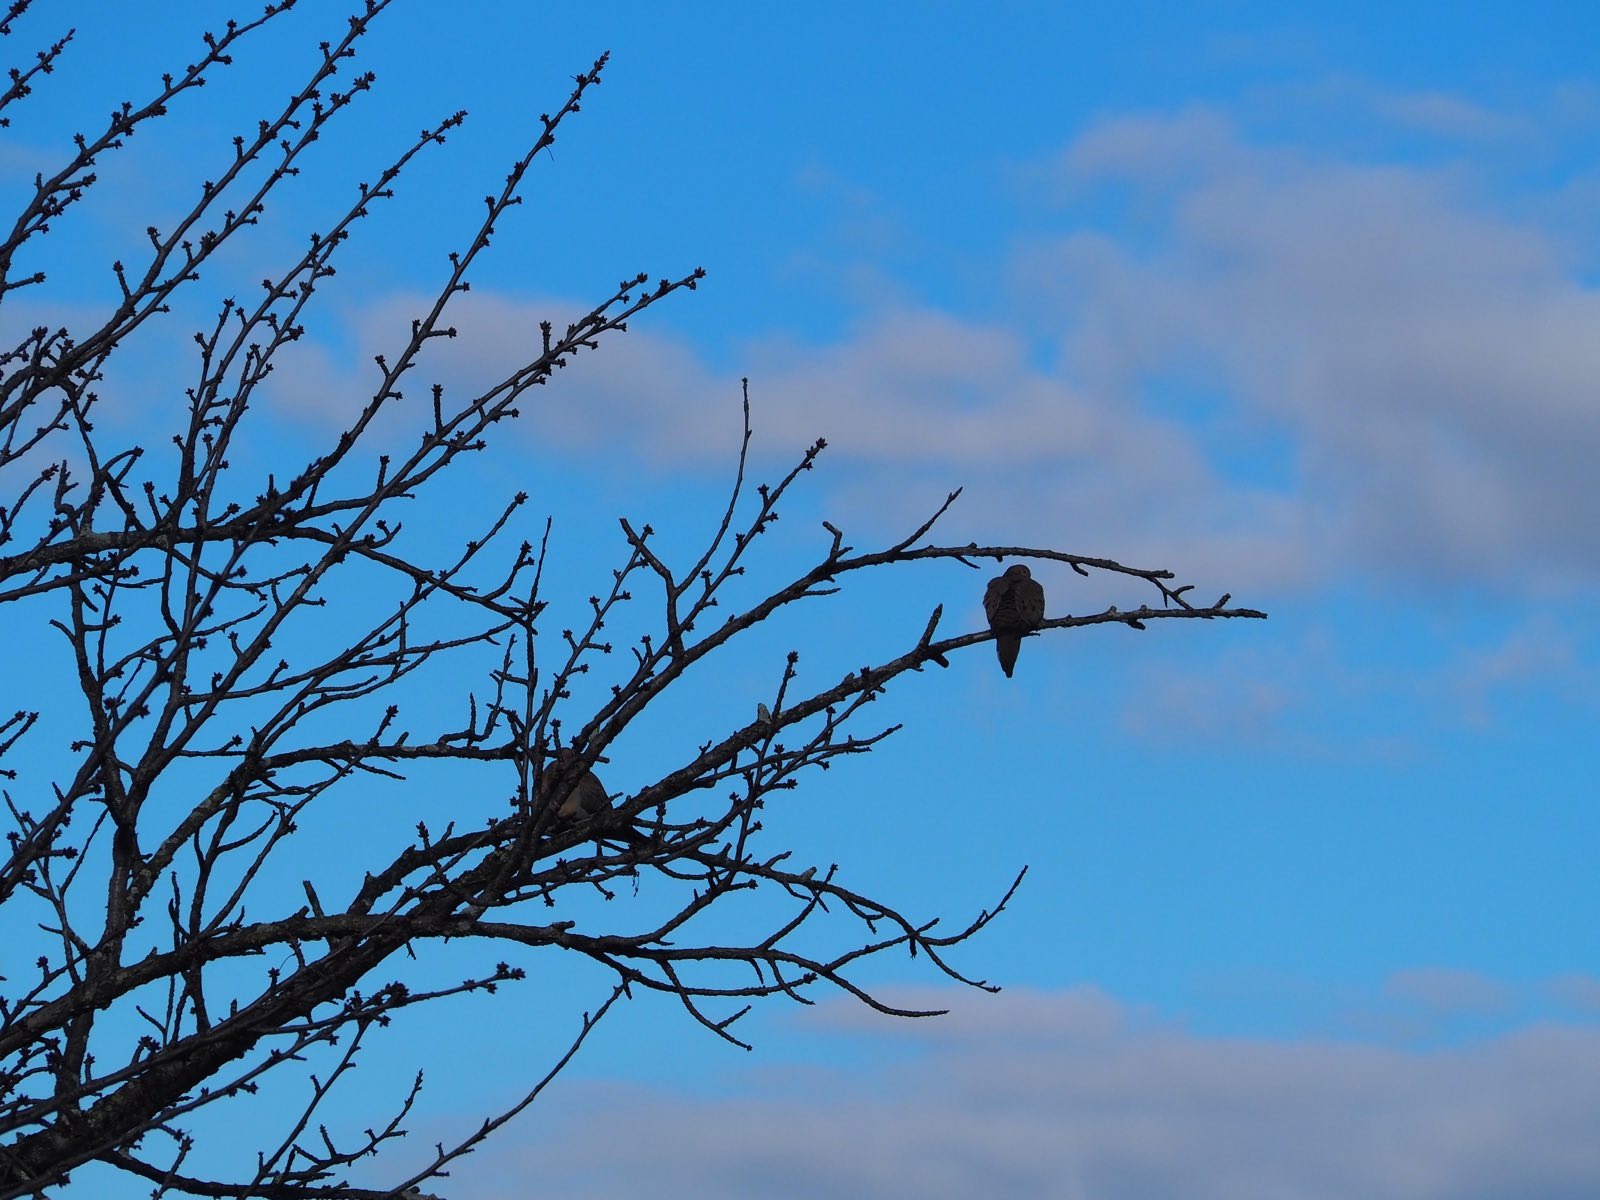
[1382,967,1513,1016]
[1439,614,1591,729]
[1115,607,1599,752]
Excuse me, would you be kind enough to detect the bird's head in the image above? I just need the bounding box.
[1004,564,1033,579]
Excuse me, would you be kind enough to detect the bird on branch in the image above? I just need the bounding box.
[983,563,1046,678]
[539,748,652,848]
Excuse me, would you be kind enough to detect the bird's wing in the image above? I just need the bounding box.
[1018,578,1046,626]
[983,575,1007,623]
[575,771,610,818]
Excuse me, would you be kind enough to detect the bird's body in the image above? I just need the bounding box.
[541,749,653,848]
[983,564,1046,678]
[540,749,612,821]
[556,767,611,822]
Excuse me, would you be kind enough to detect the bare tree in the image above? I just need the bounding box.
[0,4,1265,1197]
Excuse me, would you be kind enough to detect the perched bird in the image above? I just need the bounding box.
[541,748,612,821]
[541,748,651,848]
[983,563,1046,678]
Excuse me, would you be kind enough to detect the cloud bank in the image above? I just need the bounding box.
[455,979,1600,1200]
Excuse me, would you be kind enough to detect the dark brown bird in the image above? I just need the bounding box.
[984,563,1046,678]
[540,749,652,848]
[539,748,612,821]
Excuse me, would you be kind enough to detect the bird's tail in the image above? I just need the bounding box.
[996,634,1021,678]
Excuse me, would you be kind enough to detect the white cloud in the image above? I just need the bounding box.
[1041,109,1600,590]
[267,290,1309,597]
[1440,615,1590,729]
[1115,605,1600,753]
[1119,657,1302,749]
[1057,106,1251,188]
[262,289,743,464]
[1382,967,1513,1016]
[1242,77,1529,143]
[454,983,1600,1200]
[1369,89,1523,141]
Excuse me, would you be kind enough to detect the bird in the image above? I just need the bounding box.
[540,748,653,848]
[541,748,612,822]
[983,563,1046,678]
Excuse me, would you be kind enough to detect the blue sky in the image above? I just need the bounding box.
[7,2,1600,1196]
